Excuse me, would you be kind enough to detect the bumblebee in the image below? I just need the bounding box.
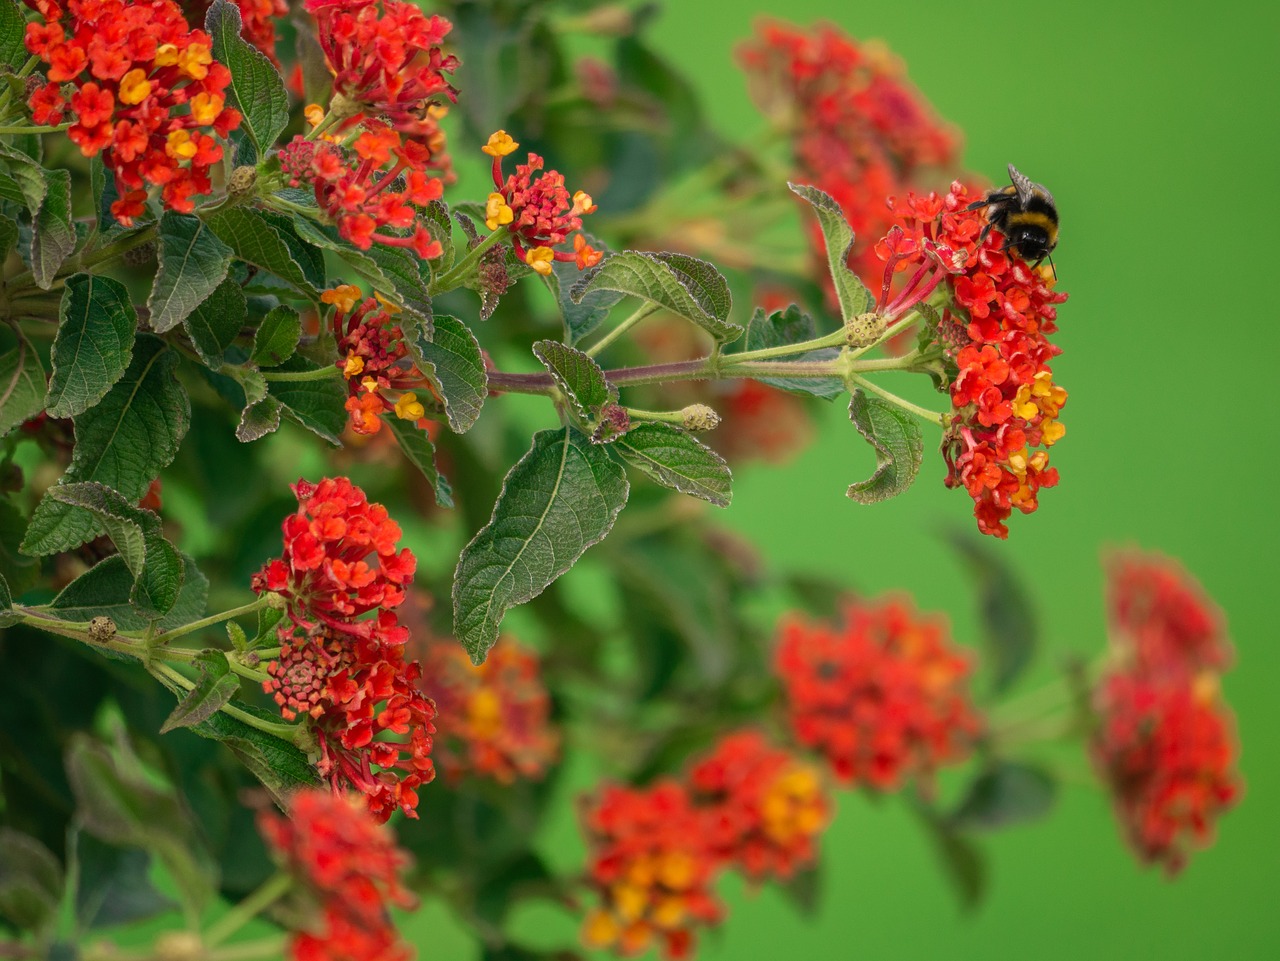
[966,164,1059,269]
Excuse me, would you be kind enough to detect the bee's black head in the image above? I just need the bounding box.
[1006,226,1056,265]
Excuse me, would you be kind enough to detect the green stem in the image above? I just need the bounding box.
[623,407,686,426]
[722,327,847,364]
[261,365,342,383]
[0,122,74,135]
[304,109,342,142]
[428,228,509,294]
[203,873,293,949]
[847,373,946,426]
[221,702,301,742]
[159,596,273,643]
[585,302,660,358]
[208,938,291,961]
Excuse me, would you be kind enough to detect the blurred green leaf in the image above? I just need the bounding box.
[0,827,63,934]
[161,651,240,734]
[190,705,321,806]
[65,734,215,913]
[387,417,454,509]
[74,833,175,932]
[778,863,824,918]
[789,183,875,323]
[572,251,740,344]
[614,422,731,507]
[0,499,38,596]
[917,806,987,912]
[453,427,629,662]
[951,762,1057,832]
[846,389,922,504]
[404,313,487,433]
[207,0,289,158]
[944,530,1039,693]
[0,325,46,438]
[148,213,234,333]
[184,278,247,366]
[249,305,301,368]
[24,337,190,555]
[46,274,138,419]
[31,168,74,289]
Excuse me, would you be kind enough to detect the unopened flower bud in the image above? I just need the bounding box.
[844,312,886,347]
[263,591,287,611]
[681,404,720,432]
[228,165,257,197]
[88,616,116,643]
[154,932,203,961]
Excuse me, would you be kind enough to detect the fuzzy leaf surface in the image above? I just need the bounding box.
[30,168,74,289]
[49,553,207,632]
[249,305,301,367]
[743,304,842,399]
[846,389,923,503]
[184,278,247,365]
[453,428,629,662]
[542,234,620,344]
[614,423,732,507]
[532,339,615,418]
[46,274,137,418]
[404,313,486,433]
[0,326,46,438]
[206,0,289,156]
[206,208,317,297]
[148,213,234,332]
[789,183,874,322]
[160,651,240,733]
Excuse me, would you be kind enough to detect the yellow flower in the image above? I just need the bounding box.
[178,43,212,81]
[484,193,513,231]
[189,92,224,126]
[373,291,402,315]
[165,130,198,160]
[525,246,555,276]
[118,69,153,106]
[481,129,519,157]
[394,392,425,421]
[304,103,325,128]
[342,353,365,378]
[321,284,362,313]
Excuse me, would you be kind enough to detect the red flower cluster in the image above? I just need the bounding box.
[878,182,1069,538]
[279,123,444,258]
[774,598,982,788]
[25,0,242,224]
[426,638,559,784]
[258,788,415,961]
[251,477,436,821]
[738,21,959,287]
[580,781,723,960]
[305,0,458,153]
[689,730,828,880]
[1092,551,1241,874]
[184,0,286,63]
[322,285,430,436]
[482,130,602,276]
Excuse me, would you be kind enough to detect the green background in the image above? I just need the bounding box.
[416,0,1280,958]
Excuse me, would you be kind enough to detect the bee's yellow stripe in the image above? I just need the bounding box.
[1007,211,1056,231]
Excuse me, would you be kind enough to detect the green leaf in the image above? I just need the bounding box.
[944,530,1039,693]
[921,812,987,912]
[236,393,281,442]
[65,734,215,912]
[50,554,208,632]
[160,651,240,733]
[742,304,842,399]
[184,278,247,365]
[24,337,190,554]
[0,828,63,934]
[532,339,615,419]
[252,604,284,647]
[386,417,454,509]
[403,313,486,433]
[206,0,289,158]
[778,864,823,919]
[45,483,184,619]
[249,305,300,367]
[789,183,875,322]
[0,142,46,216]
[951,762,1057,832]
[364,244,433,322]
[147,213,234,333]
[0,213,17,261]
[190,705,322,806]
[572,251,741,344]
[0,0,27,72]
[846,389,923,504]
[0,499,38,596]
[46,274,138,418]
[421,200,454,276]
[453,427,629,662]
[542,234,621,344]
[614,422,732,507]
[30,168,75,289]
[263,355,346,444]
[0,570,15,627]
[206,207,318,297]
[74,834,175,932]
[0,325,47,438]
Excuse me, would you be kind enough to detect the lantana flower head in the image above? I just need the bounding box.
[304,0,457,155]
[774,597,983,789]
[688,729,829,880]
[258,788,414,961]
[25,0,243,225]
[878,182,1069,538]
[1091,551,1241,874]
[252,477,435,821]
[483,130,602,275]
[580,781,723,960]
[426,638,559,784]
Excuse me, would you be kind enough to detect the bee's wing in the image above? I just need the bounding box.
[1007,163,1054,207]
